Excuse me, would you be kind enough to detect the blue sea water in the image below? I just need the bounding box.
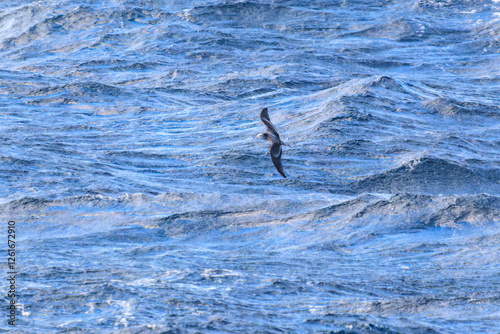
[1,0,499,332]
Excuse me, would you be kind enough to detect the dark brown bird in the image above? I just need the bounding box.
[256,108,288,178]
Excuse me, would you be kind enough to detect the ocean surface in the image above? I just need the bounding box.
[1,0,499,333]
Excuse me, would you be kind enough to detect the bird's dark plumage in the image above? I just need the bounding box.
[259,108,287,178]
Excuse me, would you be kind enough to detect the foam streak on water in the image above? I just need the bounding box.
[1,0,499,333]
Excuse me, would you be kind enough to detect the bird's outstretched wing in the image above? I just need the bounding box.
[260,108,280,138]
[270,141,286,178]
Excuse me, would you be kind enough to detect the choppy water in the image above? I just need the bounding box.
[1,0,500,333]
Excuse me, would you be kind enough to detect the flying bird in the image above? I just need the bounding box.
[256,108,288,178]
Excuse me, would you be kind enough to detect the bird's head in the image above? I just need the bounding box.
[255,132,269,141]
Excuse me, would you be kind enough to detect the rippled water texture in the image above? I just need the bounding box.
[1,0,499,333]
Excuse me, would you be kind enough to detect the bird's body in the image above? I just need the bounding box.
[257,108,287,178]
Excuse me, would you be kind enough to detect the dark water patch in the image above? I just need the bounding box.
[302,194,381,224]
[189,2,295,29]
[112,6,174,26]
[0,154,38,166]
[423,98,500,119]
[352,193,500,229]
[207,78,280,100]
[353,156,500,195]
[28,82,127,98]
[104,149,174,161]
[0,69,62,98]
[24,96,78,105]
[157,209,263,239]
[429,194,500,226]
[78,58,126,67]
[111,61,163,72]
[0,193,145,214]
[328,139,378,157]
[59,124,99,131]
[0,196,51,212]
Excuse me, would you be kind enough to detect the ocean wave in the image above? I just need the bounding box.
[284,75,439,142]
[188,2,296,28]
[28,82,126,98]
[309,75,437,112]
[0,193,150,213]
[0,196,51,212]
[352,193,499,228]
[23,81,131,106]
[423,98,500,119]
[0,5,94,48]
[353,156,500,195]
[139,192,500,248]
[346,18,429,42]
[0,4,46,44]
